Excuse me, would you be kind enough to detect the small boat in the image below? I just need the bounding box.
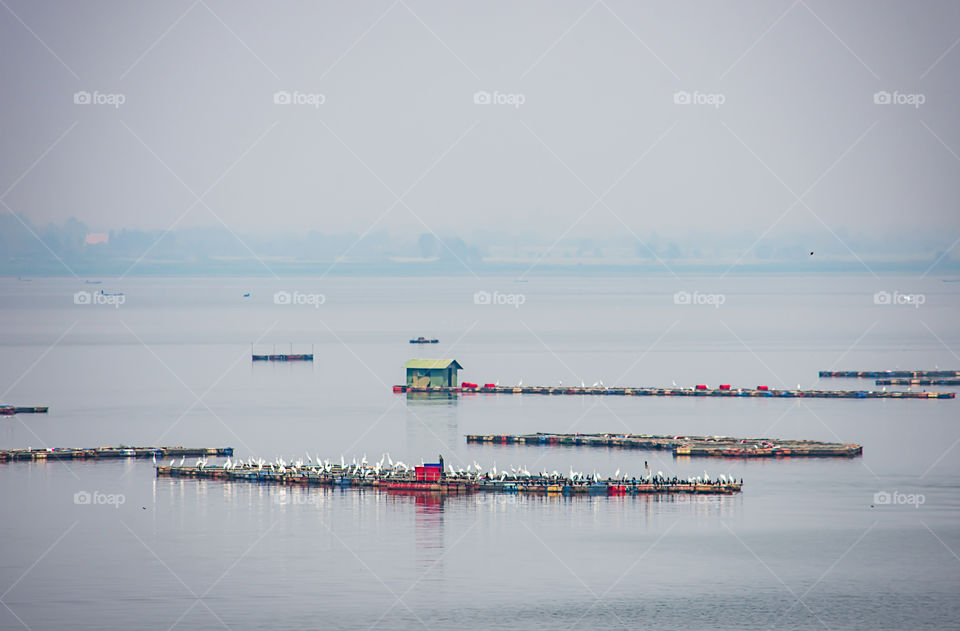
[243,292,251,297]
[409,337,439,344]
[101,289,124,296]
[85,280,102,284]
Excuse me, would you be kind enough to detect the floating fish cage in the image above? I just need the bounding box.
[155,462,742,496]
[394,384,953,399]
[0,446,233,462]
[465,433,863,458]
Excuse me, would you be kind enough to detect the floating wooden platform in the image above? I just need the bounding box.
[0,406,49,415]
[251,354,313,362]
[156,464,742,496]
[0,446,233,462]
[876,378,960,386]
[393,385,954,399]
[820,370,960,379]
[466,433,862,458]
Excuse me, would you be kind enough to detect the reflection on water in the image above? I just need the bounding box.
[156,475,741,524]
[405,393,461,458]
[404,392,459,404]
[412,493,444,575]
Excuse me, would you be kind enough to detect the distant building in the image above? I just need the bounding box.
[405,359,462,388]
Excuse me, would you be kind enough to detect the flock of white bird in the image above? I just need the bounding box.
[164,452,739,485]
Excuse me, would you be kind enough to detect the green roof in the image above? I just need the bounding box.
[405,359,462,370]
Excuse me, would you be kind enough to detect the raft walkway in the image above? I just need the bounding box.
[820,370,960,379]
[156,463,742,496]
[394,384,953,399]
[0,446,233,462]
[466,433,863,458]
[876,378,960,386]
[0,406,48,415]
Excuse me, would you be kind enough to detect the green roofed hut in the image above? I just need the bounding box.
[405,359,463,388]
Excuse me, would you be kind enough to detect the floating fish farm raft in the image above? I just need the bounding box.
[0,405,48,415]
[0,446,233,462]
[393,384,953,399]
[875,378,960,386]
[466,433,862,458]
[251,353,313,362]
[155,461,742,496]
[819,370,960,379]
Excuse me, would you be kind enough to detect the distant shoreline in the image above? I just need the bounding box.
[2,259,958,278]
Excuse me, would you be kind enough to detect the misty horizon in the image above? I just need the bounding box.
[2,212,958,277]
[3,1,959,278]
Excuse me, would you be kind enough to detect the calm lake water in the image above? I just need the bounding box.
[0,275,958,630]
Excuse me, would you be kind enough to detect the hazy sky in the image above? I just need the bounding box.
[2,1,959,249]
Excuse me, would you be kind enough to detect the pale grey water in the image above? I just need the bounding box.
[0,275,958,630]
